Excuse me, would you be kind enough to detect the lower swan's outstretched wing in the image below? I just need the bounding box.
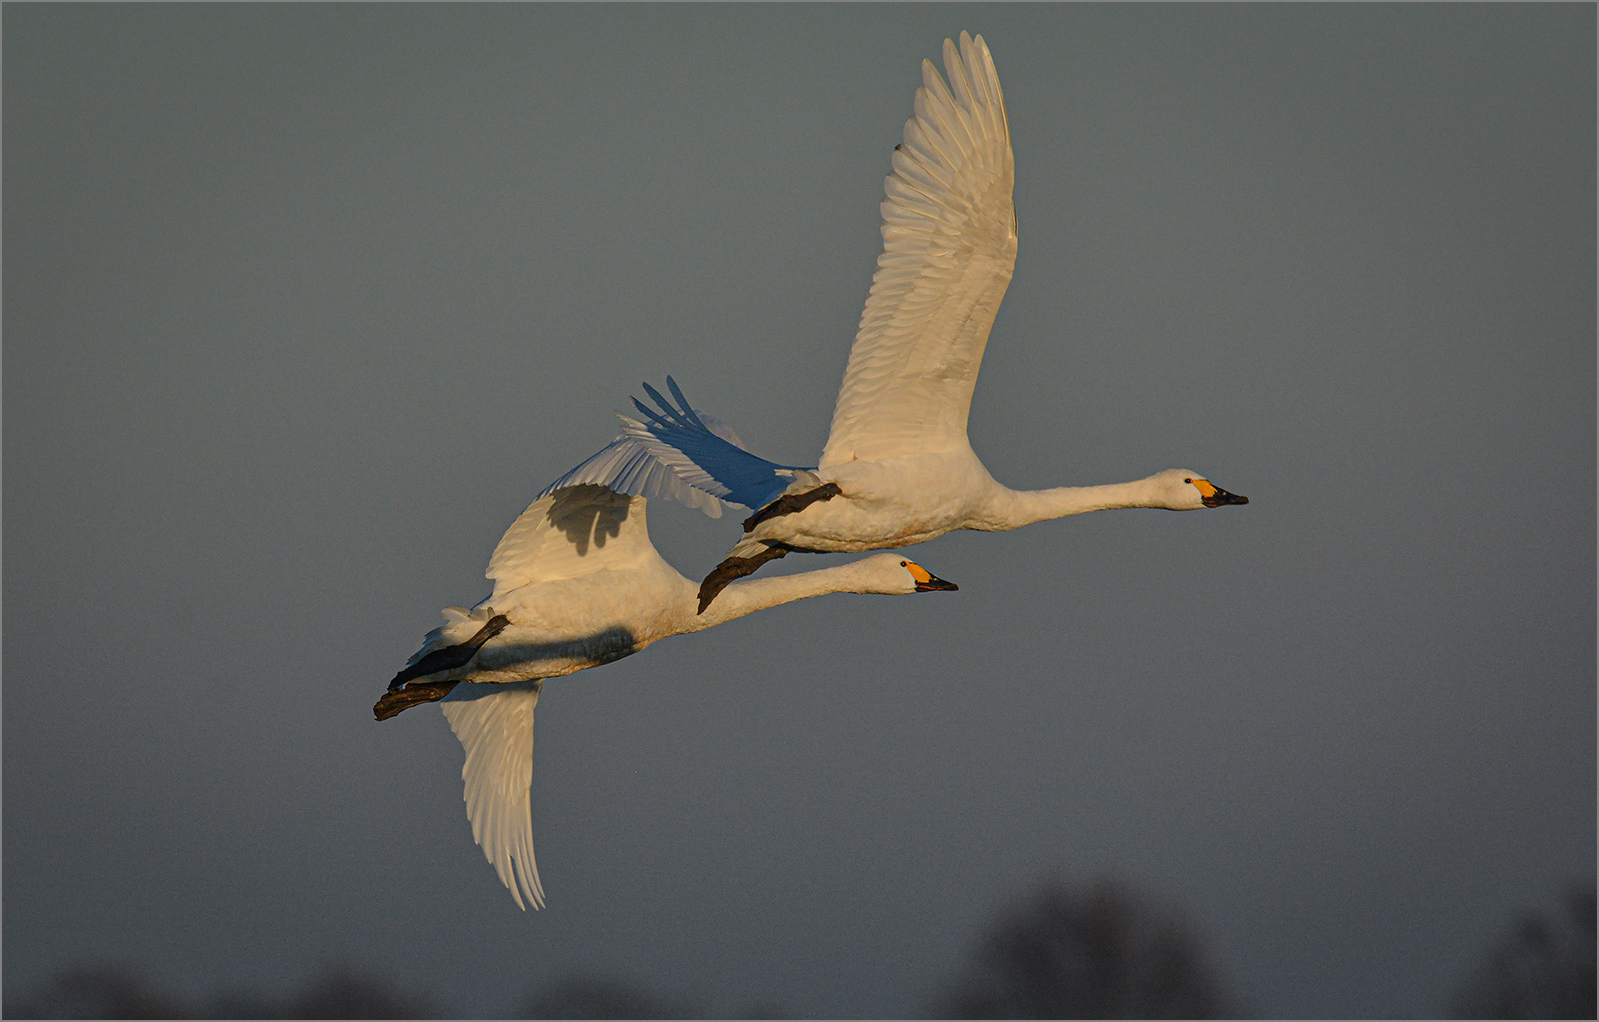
[538,419,729,519]
[441,681,545,910]
[612,378,816,512]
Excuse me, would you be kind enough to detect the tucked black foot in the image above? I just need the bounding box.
[373,680,460,721]
[387,614,510,692]
[742,483,843,533]
[698,544,791,613]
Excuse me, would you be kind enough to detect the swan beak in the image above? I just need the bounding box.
[1193,478,1249,508]
[905,561,959,592]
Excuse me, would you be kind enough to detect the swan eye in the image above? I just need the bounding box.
[900,560,907,566]
[1184,478,1192,484]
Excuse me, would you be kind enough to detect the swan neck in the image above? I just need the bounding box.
[688,566,862,630]
[981,477,1162,529]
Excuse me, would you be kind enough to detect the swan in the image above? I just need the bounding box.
[557,33,1247,610]
[375,441,958,910]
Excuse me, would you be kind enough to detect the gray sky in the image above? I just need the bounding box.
[5,5,1593,1017]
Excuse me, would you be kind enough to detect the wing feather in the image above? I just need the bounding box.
[610,378,814,511]
[539,433,728,519]
[486,485,658,598]
[819,32,1017,469]
[441,683,544,910]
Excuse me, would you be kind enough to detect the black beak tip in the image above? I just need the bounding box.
[916,578,959,592]
[1203,489,1249,508]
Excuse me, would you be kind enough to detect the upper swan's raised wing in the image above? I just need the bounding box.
[819,33,1017,469]
[486,484,660,599]
[441,681,544,910]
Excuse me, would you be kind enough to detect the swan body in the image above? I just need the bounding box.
[590,33,1246,608]
[744,458,1230,552]
[378,476,956,910]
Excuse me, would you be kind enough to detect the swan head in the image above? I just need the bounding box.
[854,553,960,594]
[1153,469,1249,510]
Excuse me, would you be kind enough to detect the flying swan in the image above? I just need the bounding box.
[554,33,1247,610]
[375,437,958,910]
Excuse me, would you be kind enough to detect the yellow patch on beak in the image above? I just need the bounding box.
[903,561,935,585]
[1190,478,1218,499]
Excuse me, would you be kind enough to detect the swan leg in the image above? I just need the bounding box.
[742,483,843,533]
[698,542,793,613]
[373,680,460,720]
[386,614,511,692]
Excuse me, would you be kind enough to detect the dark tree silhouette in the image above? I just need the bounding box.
[1,966,192,1019]
[934,877,1236,1019]
[1450,884,1596,1020]
[3,964,435,1020]
[519,976,702,1019]
[275,966,435,1019]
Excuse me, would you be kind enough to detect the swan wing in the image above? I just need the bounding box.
[612,378,814,511]
[441,682,545,910]
[819,32,1017,469]
[538,421,731,520]
[485,484,659,598]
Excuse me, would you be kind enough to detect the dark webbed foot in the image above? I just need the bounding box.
[386,614,510,692]
[698,544,791,614]
[373,680,459,721]
[742,482,843,533]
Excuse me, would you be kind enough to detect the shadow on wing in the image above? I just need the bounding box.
[547,485,631,556]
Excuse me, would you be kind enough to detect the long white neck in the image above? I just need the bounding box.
[973,474,1167,531]
[685,560,888,632]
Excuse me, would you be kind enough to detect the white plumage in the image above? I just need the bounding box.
[583,33,1246,609]
[823,32,1017,469]
[441,683,543,910]
[380,469,957,910]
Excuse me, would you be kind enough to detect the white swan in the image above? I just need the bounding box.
[375,452,958,910]
[566,33,1247,610]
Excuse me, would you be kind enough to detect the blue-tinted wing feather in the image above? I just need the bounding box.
[618,377,814,511]
[538,431,728,518]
